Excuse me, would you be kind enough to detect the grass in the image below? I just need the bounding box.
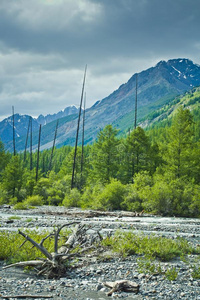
[8,216,21,220]
[102,230,200,280]
[191,265,200,279]
[102,231,200,261]
[0,229,199,281]
[25,218,34,222]
[0,229,70,263]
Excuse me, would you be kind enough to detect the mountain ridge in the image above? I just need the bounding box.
[1,58,200,152]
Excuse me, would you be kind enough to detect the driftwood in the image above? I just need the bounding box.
[104,280,139,296]
[45,209,144,218]
[3,222,102,279]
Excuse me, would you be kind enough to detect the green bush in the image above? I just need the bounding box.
[80,184,104,209]
[121,184,143,211]
[13,202,28,210]
[191,265,200,279]
[96,179,126,210]
[142,175,172,215]
[24,195,43,206]
[103,231,199,261]
[62,188,81,208]
[165,267,178,281]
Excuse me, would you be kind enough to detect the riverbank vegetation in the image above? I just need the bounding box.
[0,106,200,217]
[0,229,199,280]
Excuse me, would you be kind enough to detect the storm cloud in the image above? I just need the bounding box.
[0,0,200,119]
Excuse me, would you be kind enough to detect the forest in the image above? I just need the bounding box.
[0,106,200,218]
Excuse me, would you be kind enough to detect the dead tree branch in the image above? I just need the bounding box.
[3,222,103,279]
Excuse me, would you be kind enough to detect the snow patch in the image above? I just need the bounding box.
[172,66,181,74]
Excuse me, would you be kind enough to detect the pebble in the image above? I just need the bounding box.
[0,205,199,299]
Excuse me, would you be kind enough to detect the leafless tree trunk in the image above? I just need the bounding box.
[71,65,87,189]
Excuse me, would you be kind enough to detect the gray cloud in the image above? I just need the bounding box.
[0,0,200,120]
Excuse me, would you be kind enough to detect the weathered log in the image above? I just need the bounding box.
[104,280,139,296]
[18,230,53,260]
[3,222,103,279]
[2,260,44,270]
[45,209,144,218]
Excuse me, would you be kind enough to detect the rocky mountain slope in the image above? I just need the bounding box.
[1,58,200,151]
[0,106,78,146]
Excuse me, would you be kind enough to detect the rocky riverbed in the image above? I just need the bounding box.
[0,205,200,299]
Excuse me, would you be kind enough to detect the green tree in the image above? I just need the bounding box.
[59,147,83,189]
[121,127,151,183]
[90,125,119,184]
[0,140,9,177]
[22,169,37,197]
[2,155,23,201]
[164,107,194,179]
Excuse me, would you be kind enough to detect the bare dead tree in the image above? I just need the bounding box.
[24,117,31,162]
[48,119,59,172]
[71,65,87,189]
[80,92,86,188]
[134,73,138,129]
[3,222,103,279]
[12,106,16,156]
[36,124,42,182]
[30,117,33,171]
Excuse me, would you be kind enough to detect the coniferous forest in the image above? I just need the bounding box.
[0,104,200,218]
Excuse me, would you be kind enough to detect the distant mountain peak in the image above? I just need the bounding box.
[36,105,79,125]
[1,58,200,151]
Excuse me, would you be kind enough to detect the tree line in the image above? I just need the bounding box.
[0,106,199,217]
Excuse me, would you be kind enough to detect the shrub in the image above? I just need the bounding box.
[63,188,81,208]
[142,176,172,215]
[103,231,199,261]
[80,184,104,209]
[24,195,43,207]
[13,202,28,210]
[165,267,178,281]
[121,184,143,211]
[191,265,200,279]
[96,179,126,210]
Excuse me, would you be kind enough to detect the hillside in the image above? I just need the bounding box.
[142,86,200,129]
[1,58,200,152]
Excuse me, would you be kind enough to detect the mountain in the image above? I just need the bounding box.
[37,105,78,125]
[141,86,200,130]
[0,114,39,144]
[0,106,78,146]
[1,58,200,152]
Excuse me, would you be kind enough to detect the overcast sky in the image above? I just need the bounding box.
[0,0,200,120]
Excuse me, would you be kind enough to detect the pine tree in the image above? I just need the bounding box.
[2,155,23,200]
[90,125,119,184]
[0,139,9,176]
[165,107,194,179]
[123,127,151,182]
